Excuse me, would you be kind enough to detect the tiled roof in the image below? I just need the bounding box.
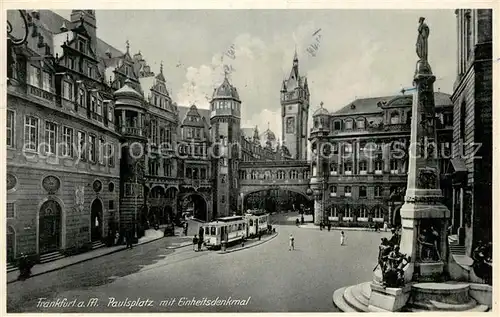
[38,10,123,59]
[331,92,452,116]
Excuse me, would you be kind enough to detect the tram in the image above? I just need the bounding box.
[203,216,247,249]
[202,212,270,249]
[244,210,269,238]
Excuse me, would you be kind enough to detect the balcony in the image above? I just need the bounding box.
[121,126,143,137]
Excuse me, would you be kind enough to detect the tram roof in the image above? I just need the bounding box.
[214,216,244,222]
[245,210,268,216]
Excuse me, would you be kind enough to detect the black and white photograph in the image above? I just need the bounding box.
[4,2,496,313]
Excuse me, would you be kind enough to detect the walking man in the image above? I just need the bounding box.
[289,234,295,251]
[340,231,345,246]
[193,235,198,251]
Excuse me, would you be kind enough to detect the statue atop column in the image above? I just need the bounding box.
[416,17,429,61]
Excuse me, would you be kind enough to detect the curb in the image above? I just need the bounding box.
[217,232,279,254]
[6,235,179,284]
[298,226,388,232]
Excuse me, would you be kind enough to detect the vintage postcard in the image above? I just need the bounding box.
[3,1,497,314]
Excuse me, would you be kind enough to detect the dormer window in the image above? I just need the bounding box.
[344,119,353,130]
[356,118,365,129]
[334,120,341,131]
[78,38,87,54]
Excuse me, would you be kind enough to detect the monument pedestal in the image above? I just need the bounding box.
[368,282,412,312]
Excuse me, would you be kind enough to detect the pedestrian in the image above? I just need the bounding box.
[327,222,332,232]
[193,235,198,251]
[197,235,203,251]
[184,222,189,236]
[126,228,134,249]
[289,234,295,251]
[340,231,345,246]
[383,222,388,232]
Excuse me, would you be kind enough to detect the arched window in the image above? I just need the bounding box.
[330,185,337,197]
[356,118,365,129]
[345,206,352,218]
[345,186,352,197]
[344,119,353,130]
[312,162,317,176]
[374,186,382,197]
[330,163,338,175]
[330,206,338,218]
[264,170,271,180]
[277,170,285,180]
[359,206,368,218]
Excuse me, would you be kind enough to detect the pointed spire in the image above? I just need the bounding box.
[267,122,270,130]
[125,40,130,54]
[293,46,298,61]
[160,61,163,74]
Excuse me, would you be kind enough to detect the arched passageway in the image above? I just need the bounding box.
[179,194,208,221]
[243,189,313,214]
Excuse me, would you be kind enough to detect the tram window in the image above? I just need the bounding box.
[210,227,216,235]
[205,227,209,235]
[249,219,253,226]
[243,223,245,229]
[238,224,242,230]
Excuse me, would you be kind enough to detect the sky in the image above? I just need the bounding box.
[55,9,457,138]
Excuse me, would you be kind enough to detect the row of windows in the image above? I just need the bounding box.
[7,111,115,166]
[149,120,173,144]
[241,170,310,180]
[328,185,383,197]
[312,160,405,176]
[147,159,175,177]
[61,80,113,123]
[183,127,203,140]
[328,206,384,218]
[211,100,240,112]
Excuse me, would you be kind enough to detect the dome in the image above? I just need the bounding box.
[113,79,143,100]
[213,77,240,100]
[313,105,329,116]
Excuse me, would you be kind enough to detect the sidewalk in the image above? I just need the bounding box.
[7,227,190,284]
[299,223,389,232]
[217,232,279,254]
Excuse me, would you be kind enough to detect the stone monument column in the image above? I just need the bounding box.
[398,17,450,282]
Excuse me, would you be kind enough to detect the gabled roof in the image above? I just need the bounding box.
[178,105,210,128]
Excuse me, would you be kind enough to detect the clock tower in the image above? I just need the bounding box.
[280,51,309,160]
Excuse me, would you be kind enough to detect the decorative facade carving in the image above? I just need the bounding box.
[42,175,61,194]
[7,173,17,190]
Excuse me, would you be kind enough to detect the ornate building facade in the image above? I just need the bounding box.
[309,92,454,226]
[6,9,300,263]
[450,9,492,256]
